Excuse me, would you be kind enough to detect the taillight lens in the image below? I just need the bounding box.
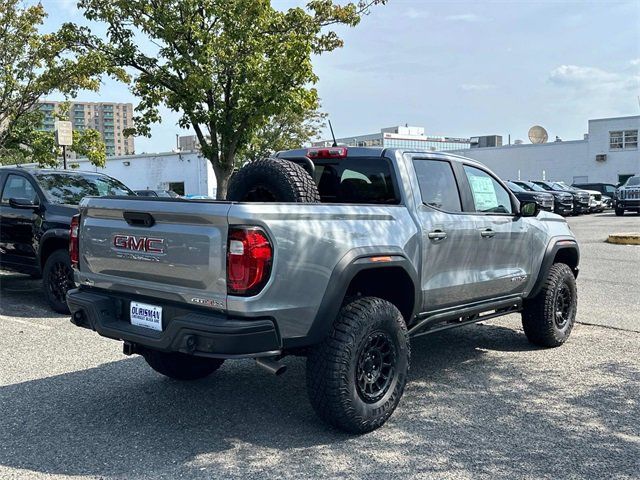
[227,227,273,296]
[69,214,80,269]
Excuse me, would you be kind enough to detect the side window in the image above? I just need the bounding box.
[412,159,461,212]
[463,165,512,214]
[1,174,38,204]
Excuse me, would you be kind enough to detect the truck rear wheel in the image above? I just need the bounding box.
[522,263,577,347]
[226,158,320,203]
[142,350,224,380]
[306,297,410,434]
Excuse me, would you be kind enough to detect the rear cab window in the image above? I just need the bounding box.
[311,157,400,205]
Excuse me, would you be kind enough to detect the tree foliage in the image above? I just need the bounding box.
[241,107,326,163]
[69,0,385,198]
[0,0,124,167]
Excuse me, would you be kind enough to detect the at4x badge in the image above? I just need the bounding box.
[190,297,224,309]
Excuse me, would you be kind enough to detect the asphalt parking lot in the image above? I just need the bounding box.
[1,213,638,480]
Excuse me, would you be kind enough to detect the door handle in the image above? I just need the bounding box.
[428,230,447,241]
[480,228,495,238]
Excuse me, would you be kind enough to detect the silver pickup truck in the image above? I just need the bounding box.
[67,147,580,433]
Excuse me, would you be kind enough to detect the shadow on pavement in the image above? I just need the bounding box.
[0,273,65,319]
[0,323,638,479]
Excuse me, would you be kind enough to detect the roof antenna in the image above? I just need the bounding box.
[328,120,337,147]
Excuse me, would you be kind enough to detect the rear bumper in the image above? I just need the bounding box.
[66,288,281,359]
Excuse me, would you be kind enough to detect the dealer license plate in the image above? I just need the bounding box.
[130,302,163,332]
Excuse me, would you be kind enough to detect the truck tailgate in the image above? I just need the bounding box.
[77,197,231,309]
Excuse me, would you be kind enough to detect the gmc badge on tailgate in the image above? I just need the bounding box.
[113,234,165,254]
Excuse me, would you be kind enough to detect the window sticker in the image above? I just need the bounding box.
[469,175,498,211]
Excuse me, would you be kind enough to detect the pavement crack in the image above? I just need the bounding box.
[577,321,640,334]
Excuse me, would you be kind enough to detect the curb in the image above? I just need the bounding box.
[606,233,640,245]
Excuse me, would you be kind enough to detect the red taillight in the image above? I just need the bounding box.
[227,227,273,296]
[69,214,80,269]
[306,147,348,159]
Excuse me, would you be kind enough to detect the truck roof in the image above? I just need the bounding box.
[278,146,481,165]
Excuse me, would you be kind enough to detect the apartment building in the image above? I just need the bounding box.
[38,101,135,157]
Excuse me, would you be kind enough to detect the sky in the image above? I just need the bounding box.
[39,0,640,153]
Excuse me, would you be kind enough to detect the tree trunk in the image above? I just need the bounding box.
[212,162,234,200]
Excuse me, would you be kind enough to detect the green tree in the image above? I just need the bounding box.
[241,106,326,163]
[69,0,384,198]
[0,0,125,167]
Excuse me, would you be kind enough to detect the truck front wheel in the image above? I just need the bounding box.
[522,263,577,347]
[306,297,410,433]
[42,249,73,314]
[614,207,624,216]
[142,350,224,380]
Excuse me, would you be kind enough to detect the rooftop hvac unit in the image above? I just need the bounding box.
[595,154,607,162]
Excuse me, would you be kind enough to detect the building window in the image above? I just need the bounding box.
[610,130,637,150]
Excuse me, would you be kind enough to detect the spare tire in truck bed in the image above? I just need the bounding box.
[226,158,320,203]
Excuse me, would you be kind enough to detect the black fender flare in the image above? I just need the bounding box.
[288,246,421,348]
[38,229,69,266]
[526,236,580,300]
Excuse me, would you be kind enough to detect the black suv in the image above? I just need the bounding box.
[0,167,134,312]
[532,181,590,215]
[504,181,554,211]
[511,180,573,216]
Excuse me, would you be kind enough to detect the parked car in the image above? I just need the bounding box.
[512,180,573,216]
[572,182,618,207]
[134,189,180,198]
[532,181,590,214]
[0,167,135,312]
[554,181,603,213]
[68,148,580,433]
[505,181,554,212]
[613,175,640,216]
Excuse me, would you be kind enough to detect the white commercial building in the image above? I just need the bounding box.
[71,151,218,197]
[313,125,472,151]
[450,115,639,185]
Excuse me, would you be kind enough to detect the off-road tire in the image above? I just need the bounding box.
[522,263,577,347]
[42,249,73,314]
[306,297,410,434]
[142,350,224,380]
[614,207,624,216]
[227,158,320,203]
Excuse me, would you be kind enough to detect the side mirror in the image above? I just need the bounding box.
[519,201,539,217]
[9,197,39,210]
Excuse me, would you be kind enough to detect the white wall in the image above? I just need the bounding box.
[73,152,218,197]
[587,116,640,182]
[452,115,640,184]
[451,140,590,183]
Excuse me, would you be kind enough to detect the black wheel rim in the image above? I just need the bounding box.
[554,282,573,329]
[48,262,73,303]
[356,331,397,403]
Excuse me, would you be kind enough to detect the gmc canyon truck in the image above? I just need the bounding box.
[67,147,579,433]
